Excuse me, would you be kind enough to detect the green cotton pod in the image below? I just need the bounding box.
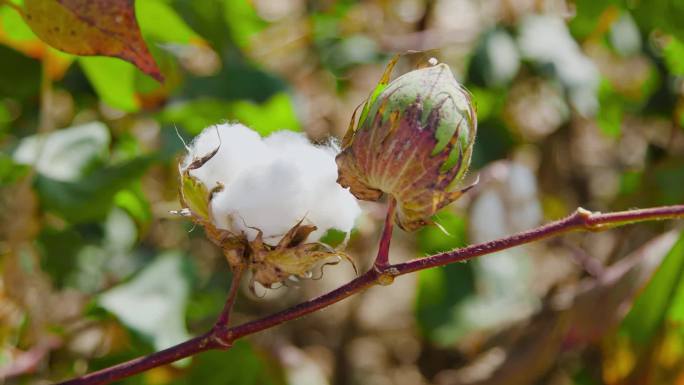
[336,61,477,231]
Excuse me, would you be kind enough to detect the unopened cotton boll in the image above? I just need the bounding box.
[182,123,361,246]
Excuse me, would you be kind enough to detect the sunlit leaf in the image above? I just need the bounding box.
[137,0,200,44]
[79,56,139,111]
[160,92,300,136]
[22,0,163,81]
[0,5,74,78]
[230,93,300,135]
[180,172,210,221]
[463,232,680,385]
[114,187,152,227]
[663,37,684,76]
[223,0,265,48]
[597,79,623,137]
[568,0,621,39]
[569,231,682,346]
[319,228,348,248]
[621,231,684,344]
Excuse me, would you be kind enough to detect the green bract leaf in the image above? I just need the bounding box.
[180,171,211,221]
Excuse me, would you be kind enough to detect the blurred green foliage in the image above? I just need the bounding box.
[1,0,684,384]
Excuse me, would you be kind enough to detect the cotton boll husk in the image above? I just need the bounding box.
[183,123,272,190]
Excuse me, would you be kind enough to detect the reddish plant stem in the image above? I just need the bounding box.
[56,205,684,385]
[214,266,244,329]
[395,205,684,275]
[374,197,397,269]
[57,333,217,385]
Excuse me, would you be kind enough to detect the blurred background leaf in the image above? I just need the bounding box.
[1,0,683,384]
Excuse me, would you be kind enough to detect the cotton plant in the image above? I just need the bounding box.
[178,123,361,289]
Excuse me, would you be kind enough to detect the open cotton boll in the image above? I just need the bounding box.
[185,125,361,246]
[306,184,361,241]
[211,161,311,242]
[264,131,339,184]
[182,123,272,190]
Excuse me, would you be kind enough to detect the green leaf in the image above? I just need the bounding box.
[414,212,475,345]
[654,160,684,205]
[597,80,623,137]
[99,252,192,351]
[619,170,642,196]
[161,99,233,135]
[664,37,684,76]
[468,87,503,122]
[35,155,155,223]
[13,122,110,181]
[22,0,163,81]
[79,56,139,112]
[621,231,684,344]
[319,228,348,248]
[0,152,29,186]
[160,92,300,136]
[630,0,684,43]
[568,0,621,39]
[114,187,152,226]
[0,4,38,41]
[37,225,84,288]
[230,93,300,135]
[137,0,201,44]
[416,211,467,255]
[0,45,40,100]
[180,172,210,221]
[223,0,266,48]
[171,341,285,385]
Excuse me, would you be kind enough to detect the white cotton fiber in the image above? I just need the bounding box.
[183,123,272,190]
[183,124,361,245]
[211,161,309,242]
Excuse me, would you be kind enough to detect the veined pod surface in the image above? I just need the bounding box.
[336,60,477,231]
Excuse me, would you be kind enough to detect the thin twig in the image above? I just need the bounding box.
[56,204,684,385]
[374,197,396,270]
[214,266,243,328]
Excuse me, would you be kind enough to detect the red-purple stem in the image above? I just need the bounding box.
[374,197,396,269]
[56,205,684,385]
[214,266,243,330]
